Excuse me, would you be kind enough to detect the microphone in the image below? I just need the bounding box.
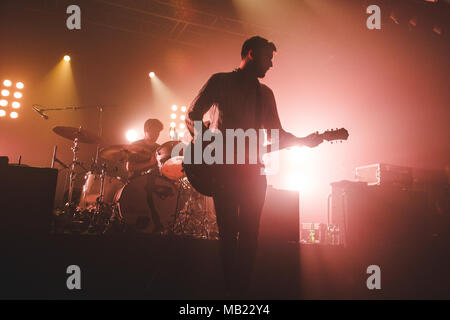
[32,105,49,120]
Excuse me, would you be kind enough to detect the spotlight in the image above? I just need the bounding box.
[181,106,187,112]
[170,113,176,119]
[180,115,186,121]
[125,129,139,142]
[179,123,185,129]
[10,111,18,119]
[64,55,71,62]
[16,82,24,89]
[14,92,22,99]
[433,26,442,35]
[1,89,10,97]
[12,101,20,109]
[0,99,7,107]
[3,80,11,87]
[170,122,176,128]
[179,131,185,138]
[149,72,155,78]
[171,104,178,111]
[0,110,5,117]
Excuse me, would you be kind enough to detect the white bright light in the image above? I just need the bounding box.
[170,113,176,119]
[125,129,139,142]
[1,89,10,97]
[0,99,7,107]
[149,72,155,78]
[169,130,175,137]
[180,115,186,121]
[181,106,187,112]
[16,82,24,89]
[12,101,20,109]
[0,110,5,117]
[171,105,177,111]
[64,55,71,62]
[3,80,11,87]
[178,131,185,138]
[10,111,18,119]
[14,92,22,99]
[170,122,176,128]
[179,123,185,129]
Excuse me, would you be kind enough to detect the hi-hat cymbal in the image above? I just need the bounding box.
[99,144,153,162]
[53,126,101,144]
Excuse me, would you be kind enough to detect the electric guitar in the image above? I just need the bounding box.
[183,128,349,196]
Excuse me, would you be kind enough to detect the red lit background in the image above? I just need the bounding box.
[0,0,448,222]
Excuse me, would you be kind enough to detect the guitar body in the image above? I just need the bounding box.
[182,142,220,197]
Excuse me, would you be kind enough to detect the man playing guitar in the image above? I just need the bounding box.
[186,36,324,297]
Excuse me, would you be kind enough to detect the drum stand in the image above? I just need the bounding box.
[88,162,116,233]
[170,178,214,239]
[63,137,83,215]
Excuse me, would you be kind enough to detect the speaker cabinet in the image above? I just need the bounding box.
[0,165,58,236]
[259,186,299,243]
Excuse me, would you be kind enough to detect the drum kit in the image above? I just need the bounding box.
[52,125,218,239]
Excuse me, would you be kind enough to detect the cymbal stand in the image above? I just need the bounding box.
[66,137,80,209]
[97,162,107,208]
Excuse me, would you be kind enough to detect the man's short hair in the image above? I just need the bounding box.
[241,36,277,59]
[144,118,164,133]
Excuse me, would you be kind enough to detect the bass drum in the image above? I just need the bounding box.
[79,172,124,209]
[114,173,179,233]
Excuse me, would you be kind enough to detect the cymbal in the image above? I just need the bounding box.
[53,126,101,144]
[99,144,153,162]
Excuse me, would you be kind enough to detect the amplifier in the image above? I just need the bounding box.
[259,186,299,243]
[329,180,427,249]
[355,163,413,188]
[0,164,58,236]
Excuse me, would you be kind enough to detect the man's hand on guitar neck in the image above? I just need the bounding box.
[299,132,323,148]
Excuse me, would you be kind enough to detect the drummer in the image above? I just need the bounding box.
[126,118,163,176]
[127,118,166,233]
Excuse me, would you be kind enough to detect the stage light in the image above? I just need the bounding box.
[179,131,185,138]
[433,26,442,35]
[12,101,20,109]
[16,82,24,89]
[180,115,186,121]
[169,130,175,138]
[0,110,6,117]
[171,104,178,111]
[10,111,18,119]
[3,80,11,87]
[149,72,155,78]
[171,113,176,119]
[170,122,176,128]
[64,55,71,62]
[179,123,185,129]
[1,89,10,97]
[14,92,22,99]
[181,106,187,112]
[125,129,139,142]
[0,99,7,107]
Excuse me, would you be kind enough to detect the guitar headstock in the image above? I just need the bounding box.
[321,128,349,143]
